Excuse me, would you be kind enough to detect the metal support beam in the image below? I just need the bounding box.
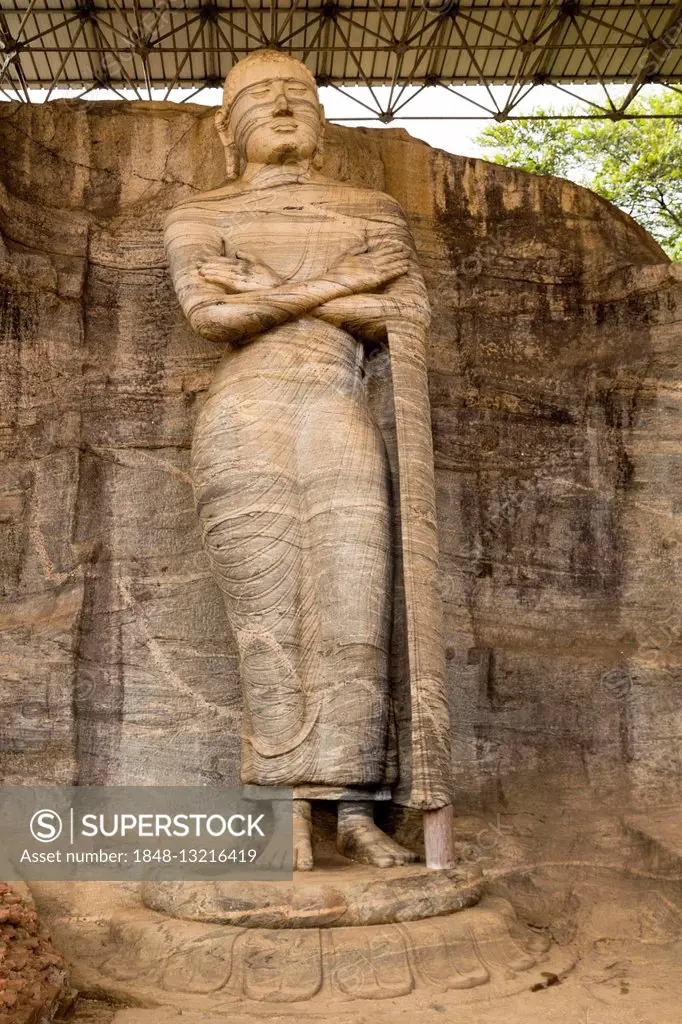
[0,1,677,120]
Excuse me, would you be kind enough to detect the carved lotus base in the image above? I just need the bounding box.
[141,862,483,928]
[39,889,576,1011]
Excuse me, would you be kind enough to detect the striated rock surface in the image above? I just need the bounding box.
[0,100,680,813]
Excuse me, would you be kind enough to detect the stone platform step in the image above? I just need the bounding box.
[141,861,482,928]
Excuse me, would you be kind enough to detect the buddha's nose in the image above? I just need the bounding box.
[272,88,293,116]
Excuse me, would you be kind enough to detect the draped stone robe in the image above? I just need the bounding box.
[165,168,451,808]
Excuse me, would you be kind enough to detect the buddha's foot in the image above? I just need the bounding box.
[293,799,314,871]
[337,800,418,867]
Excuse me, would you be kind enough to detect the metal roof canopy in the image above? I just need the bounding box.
[0,1,681,121]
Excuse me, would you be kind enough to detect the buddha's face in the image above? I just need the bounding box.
[226,64,323,168]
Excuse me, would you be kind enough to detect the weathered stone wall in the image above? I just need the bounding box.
[0,100,680,814]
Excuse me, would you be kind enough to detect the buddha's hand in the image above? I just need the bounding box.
[197,250,283,292]
[324,240,412,293]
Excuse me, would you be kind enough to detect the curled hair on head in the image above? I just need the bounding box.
[215,48,324,180]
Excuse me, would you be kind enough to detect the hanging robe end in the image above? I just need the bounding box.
[423,803,457,870]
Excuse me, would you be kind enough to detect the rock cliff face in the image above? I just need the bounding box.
[0,101,680,813]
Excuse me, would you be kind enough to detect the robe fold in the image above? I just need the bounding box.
[165,170,451,809]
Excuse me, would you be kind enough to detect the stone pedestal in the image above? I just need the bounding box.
[141,862,482,928]
[31,874,575,1013]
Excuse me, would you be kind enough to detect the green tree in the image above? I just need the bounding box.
[476,92,682,260]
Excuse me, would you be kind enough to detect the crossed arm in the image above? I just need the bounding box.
[165,212,429,348]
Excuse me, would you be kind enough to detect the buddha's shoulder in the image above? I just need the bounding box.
[310,177,406,214]
[166,177,405,219]
[164,182,245,227]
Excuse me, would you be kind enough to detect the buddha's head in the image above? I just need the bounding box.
[216,50,325,179]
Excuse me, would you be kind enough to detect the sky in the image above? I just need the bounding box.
[317,82,640,157]
[15,80,654,160]
[14,80,663,159]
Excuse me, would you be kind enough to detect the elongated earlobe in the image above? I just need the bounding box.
[312,113,326,170]
[215,107,240,180]
[225,143,239,180]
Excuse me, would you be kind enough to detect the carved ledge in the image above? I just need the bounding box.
[141,862,483,928]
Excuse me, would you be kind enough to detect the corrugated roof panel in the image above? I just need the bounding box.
[0,1,678,114]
